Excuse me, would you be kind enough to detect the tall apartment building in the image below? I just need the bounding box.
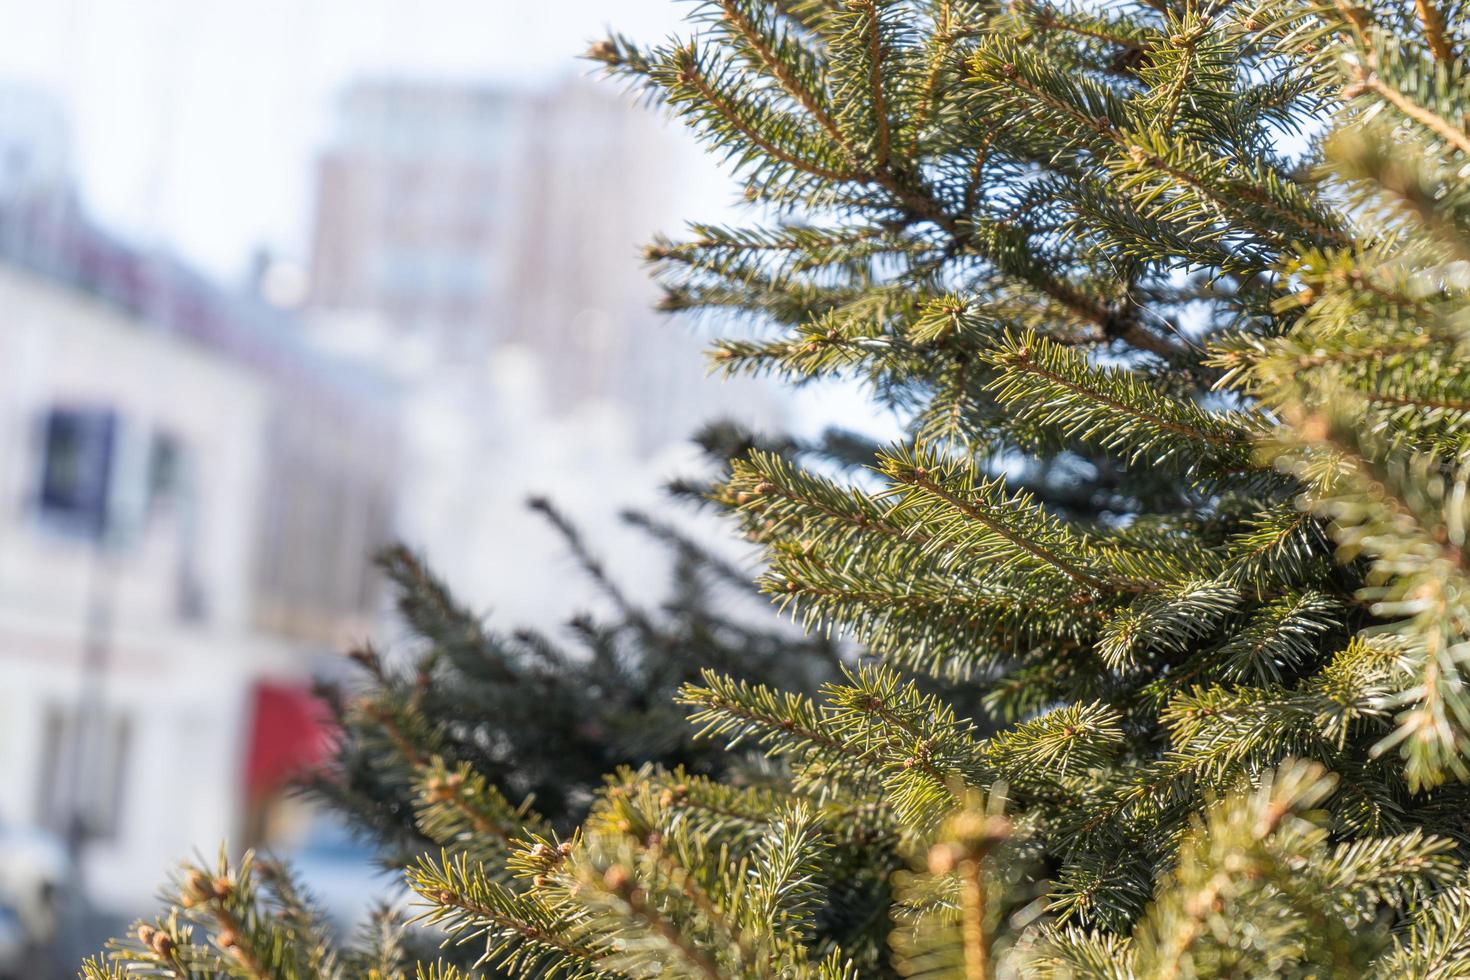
[309,81,515,363]
[304,78,782,622]
[308,78,781,446]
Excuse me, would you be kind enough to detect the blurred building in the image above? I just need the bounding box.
[0,152,398,931]
[308,82,513,365]
[307,78,735,446]
[302,78,782,624]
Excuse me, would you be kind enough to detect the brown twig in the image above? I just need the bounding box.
[1415,0,1456,64]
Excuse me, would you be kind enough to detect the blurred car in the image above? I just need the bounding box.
[282,812,400,936]
[0,902,23,979]
[0,823,70,976]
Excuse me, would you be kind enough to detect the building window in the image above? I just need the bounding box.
[35,703,132,843]
[35,406,116,538]
[147,431,183,510]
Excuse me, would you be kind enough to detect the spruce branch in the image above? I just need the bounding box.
[1347,51,1470,158]
[877,445,1126,593]
[675,46,856,181]
[712,0,856,161]
[1272,408,1470,789]
[406,850,617,979]
[1415,0,1457,64]
[980,330,1253,474]
[854,0,891,167]
[891,793,1022,980]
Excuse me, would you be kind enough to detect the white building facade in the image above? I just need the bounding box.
[0,191,398,929]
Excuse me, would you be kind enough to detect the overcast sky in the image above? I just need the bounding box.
[0,0,696,281]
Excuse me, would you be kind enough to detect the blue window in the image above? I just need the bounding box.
[36,406,116,538]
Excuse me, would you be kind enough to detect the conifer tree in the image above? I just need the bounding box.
[86,0,1470,977]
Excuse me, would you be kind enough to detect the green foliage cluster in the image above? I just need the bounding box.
[85,0,1470,977]
[311,491,838,867]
